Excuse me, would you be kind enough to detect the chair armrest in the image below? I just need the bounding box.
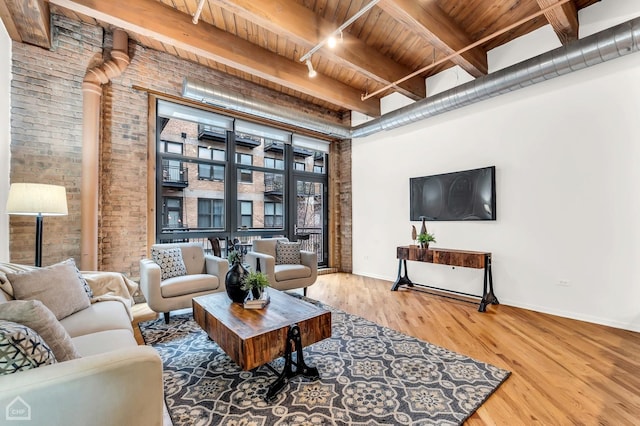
[139,259,162,312]
[204,254,229,289]
[245,251,276,284]
[300,251,318,270]
[0,346,163,426]
[300,250,318,282]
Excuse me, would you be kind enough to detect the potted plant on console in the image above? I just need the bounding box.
[417,232,436,249]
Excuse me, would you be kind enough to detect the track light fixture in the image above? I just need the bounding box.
[299,0,380,64]
[305,59,317,78]
[327,31,343,49]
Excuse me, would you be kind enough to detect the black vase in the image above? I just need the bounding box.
[225,261,249,303]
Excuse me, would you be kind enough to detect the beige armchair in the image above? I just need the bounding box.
[140,242,228,322]
[245,238,317,295]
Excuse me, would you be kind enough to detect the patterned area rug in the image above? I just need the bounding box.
[139,295,510,425]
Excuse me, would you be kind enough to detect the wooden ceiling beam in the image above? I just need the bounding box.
[2,0,51,48]
[0,0,23,42]
[209,0,426,101]
[537,0,579,44]
[49,0,381,116]
[378,0,488,78]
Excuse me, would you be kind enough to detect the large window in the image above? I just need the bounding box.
[198,199,224,228]
[237,153,253,183]
[238,201,253,228]
[156,99,330,265]
[198,147,224,181]
[264,202,283,228]
[163,197,183,228]
[162,141,183,154]
[265,157,284,170]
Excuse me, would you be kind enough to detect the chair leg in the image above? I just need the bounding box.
[303,287,307,297]
[164,312,170,324]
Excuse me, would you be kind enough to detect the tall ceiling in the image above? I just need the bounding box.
[1,0,600,117]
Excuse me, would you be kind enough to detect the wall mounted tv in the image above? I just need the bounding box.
[410,166,496,221]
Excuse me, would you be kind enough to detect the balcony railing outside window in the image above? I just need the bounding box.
[264,173,284,193]
[162,163,188,186]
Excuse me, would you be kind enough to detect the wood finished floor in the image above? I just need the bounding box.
[132,273,640,425]
[309,274,640,425]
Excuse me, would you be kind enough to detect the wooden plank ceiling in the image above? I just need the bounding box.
[2,0,600,117]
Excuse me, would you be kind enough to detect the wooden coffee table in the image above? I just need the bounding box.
[192,289,331,401]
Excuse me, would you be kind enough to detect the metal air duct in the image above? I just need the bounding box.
[182,17,639,140]
[352,17,640,137]
[182,78,351,139]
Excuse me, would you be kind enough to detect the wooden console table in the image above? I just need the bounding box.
[392,246,499,312]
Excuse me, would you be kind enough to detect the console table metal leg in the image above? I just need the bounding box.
[391,259,413,291]
[264,324,319,402]
[479,256,499,312]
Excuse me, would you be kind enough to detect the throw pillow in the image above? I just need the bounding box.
[0,320,56,375]
[0,300,80,362]
[72,262,94,299]
[6,259,91,320]
[276,241,302,265]
[152,247,187,280]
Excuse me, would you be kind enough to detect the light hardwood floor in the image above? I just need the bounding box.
[132,273,640,425]
[308,273,640,425]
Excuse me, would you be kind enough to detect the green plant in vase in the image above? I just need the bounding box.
[241,271,270,300]
[227,249,242,265]
[417,232,436,249]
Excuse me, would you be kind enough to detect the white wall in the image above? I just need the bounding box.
[352,1,640,331]
[0,20,10,262]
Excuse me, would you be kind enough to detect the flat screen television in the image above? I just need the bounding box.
[410,166,496,221]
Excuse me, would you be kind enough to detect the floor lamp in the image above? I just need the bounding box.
[6,183,69,267]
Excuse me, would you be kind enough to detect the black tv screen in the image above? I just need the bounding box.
[410,166,496,221]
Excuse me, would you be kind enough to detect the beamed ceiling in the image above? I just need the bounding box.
[1,0,600,118]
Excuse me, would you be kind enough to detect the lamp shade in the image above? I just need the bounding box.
[6,183,68,216]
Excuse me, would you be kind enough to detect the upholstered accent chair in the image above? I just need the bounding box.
[244,238,317,295]
[140,242,228,322]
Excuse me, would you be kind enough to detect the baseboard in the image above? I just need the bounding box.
[499,298,640,333]
[318,267,338,275]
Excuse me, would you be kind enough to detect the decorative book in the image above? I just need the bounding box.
[243,293,270,309]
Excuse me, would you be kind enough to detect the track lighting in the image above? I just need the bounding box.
[299,0,380,63]
[327,31,343,49]
[305,59,317,78]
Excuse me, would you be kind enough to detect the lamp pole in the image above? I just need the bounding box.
[35,213,44,267]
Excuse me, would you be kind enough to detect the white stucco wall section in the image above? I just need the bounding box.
[0,20,11,262]
[351,0,640,331]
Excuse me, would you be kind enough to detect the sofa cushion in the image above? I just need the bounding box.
[276,241,302,265]
[71,329,138,357]
[160,274,220,298]
[6,259,91,320]
[60,300,133,338]
[0,320,56,375]
[152,247,187,280]
[274,264,312,281]
[0,300,80,362]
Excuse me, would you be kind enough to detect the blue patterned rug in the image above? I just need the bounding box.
[139,295,510,425]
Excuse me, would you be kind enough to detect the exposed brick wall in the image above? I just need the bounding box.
[9,14,351,277]
[331,138,352,273]
[9,17,102,267]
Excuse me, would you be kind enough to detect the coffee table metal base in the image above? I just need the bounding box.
[264,323,320,402]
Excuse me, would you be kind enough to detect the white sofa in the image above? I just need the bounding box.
[0,264,164,426]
